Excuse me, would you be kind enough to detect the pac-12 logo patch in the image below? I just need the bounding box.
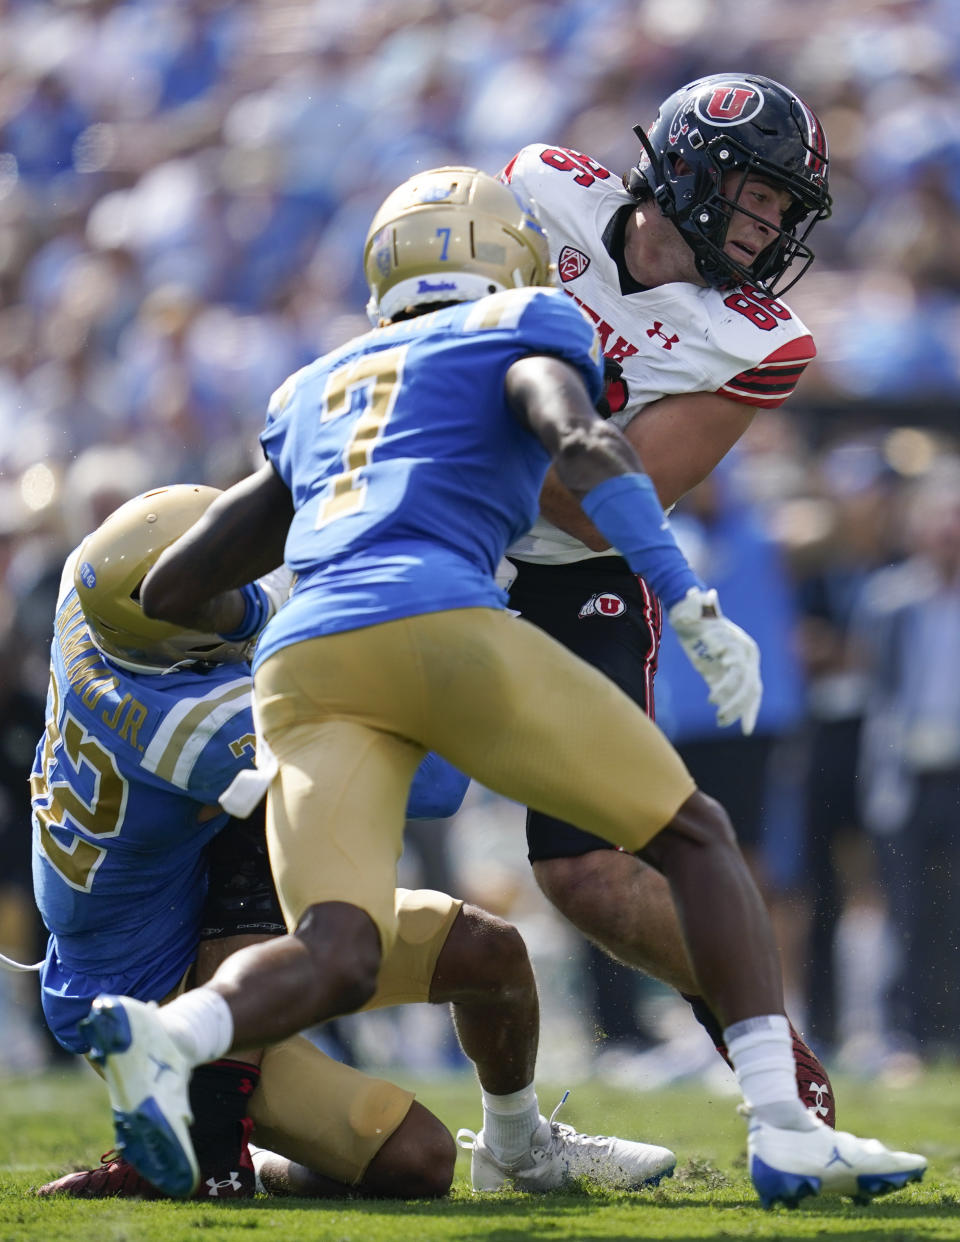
[558,245,590,283]
[579,592,626,619]
[78,561,97,589]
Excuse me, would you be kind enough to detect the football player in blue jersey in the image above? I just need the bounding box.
[34,484,673,1200]
[86,167,925,1208]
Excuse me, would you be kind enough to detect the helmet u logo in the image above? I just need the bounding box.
[701,86,759,123]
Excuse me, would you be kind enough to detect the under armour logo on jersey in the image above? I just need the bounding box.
[203,1171,243,1196]
[646,322,679,350]
[809,1082,831,1118]
[558,246,590,283]
[579,592,626,619]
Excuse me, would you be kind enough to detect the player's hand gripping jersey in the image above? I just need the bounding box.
[499,145,816,563]
[255,287,603,668]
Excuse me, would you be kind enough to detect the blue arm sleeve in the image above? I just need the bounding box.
[217,581,269,641]
[406,752,470,820]
[580,473,704,609]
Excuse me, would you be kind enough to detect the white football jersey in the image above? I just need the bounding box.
[501,144,816,564]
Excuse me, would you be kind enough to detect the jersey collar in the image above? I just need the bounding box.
[602,205,649,296]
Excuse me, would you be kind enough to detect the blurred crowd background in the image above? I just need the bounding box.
[3,0,960,1094]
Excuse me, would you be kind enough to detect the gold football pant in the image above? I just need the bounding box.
[149,887,462,1186]
[254,606,695,952]
[248,886,461,1185]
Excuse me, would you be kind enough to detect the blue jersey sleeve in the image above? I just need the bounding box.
[508,287,605,405]
[135,668,256,805]
[261,362,316,494]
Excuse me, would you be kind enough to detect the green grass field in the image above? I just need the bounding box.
[2,1063,959,1242]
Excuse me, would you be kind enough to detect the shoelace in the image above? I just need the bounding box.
[536,1091,614,1153]
[456,1088,614,1164]
[547,1090,571,1127]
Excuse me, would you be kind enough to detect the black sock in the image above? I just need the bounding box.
[188,1059,261,1172]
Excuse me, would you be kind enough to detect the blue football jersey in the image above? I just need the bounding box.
[256,287,602,668]
[32,586,256,1050]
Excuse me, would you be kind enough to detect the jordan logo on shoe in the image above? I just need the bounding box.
[149,1054,174,1081]
[825,1145,853,1169]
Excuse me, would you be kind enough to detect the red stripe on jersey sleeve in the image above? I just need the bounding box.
[762,336,818,365]
[718,334,816,409]
[498,153,520,184]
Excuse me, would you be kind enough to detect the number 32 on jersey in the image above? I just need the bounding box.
[32,675,128,892]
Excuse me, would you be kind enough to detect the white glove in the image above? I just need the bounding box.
[258,565,296,623]
[667,586,762,735]
[219,738,279,817]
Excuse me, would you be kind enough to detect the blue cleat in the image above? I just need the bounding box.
[747,1112,926,1209]
[80,995,198,1199]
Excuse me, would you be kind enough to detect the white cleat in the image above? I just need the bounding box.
[79,995,198,1199]
[748,1113,927,1208]
[456,1092,676,1193]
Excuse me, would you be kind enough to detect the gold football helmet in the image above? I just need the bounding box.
[73,484,250,674]
[363,166,552,322]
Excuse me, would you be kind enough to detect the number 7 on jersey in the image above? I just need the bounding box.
[316,345,408,527]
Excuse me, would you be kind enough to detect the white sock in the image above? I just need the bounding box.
[481,1084,541,1163]
[248,1145,271,1195]
[724,1014,816,1132]
[157,987,234,1066]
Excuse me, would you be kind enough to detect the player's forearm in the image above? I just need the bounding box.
[506,374,707,610]
[506,354,649,495]
[142,464,292,627]
[162,588,248,636]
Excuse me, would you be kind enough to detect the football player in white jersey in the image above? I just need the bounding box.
[499,74,836,1117]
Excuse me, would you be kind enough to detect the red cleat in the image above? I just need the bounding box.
[37,1152,164,1199]
[37,1122,256,1200]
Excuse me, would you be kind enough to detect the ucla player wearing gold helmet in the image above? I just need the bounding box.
[83,165,923,1209]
